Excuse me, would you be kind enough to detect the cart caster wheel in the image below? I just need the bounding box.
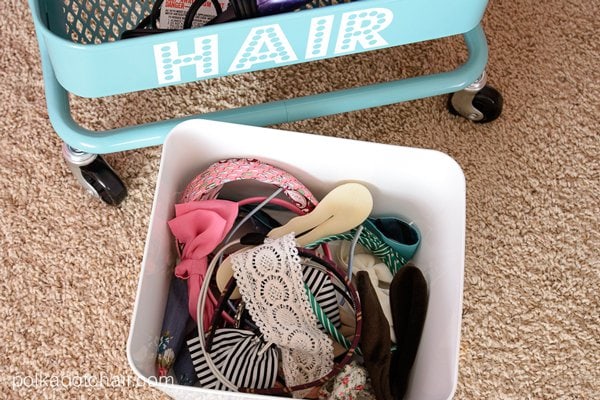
[62,144,127,206]
[448,85,503,123]
[80,156,128,206]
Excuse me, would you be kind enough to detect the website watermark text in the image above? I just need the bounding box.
[10,373,174,389]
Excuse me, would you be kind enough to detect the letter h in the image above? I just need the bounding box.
[154,34,219,85]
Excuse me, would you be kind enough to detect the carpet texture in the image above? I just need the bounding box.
[1,0,598,399]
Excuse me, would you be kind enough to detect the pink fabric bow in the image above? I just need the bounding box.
[168,200,238,329]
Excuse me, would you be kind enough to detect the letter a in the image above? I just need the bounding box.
[229,25,297,73]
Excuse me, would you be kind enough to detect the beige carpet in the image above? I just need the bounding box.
[1,0,598,398]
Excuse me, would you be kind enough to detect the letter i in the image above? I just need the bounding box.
[305,15,334,59]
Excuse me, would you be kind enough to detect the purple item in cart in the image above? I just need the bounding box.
[256,0,312,16]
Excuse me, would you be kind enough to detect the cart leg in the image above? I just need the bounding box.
[448,71,503,123]
[33,32,128,205]
[62,143,128,206]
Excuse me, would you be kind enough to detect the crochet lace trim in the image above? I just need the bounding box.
[231,233,333,391]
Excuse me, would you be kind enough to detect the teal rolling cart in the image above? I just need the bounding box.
[28,0,502,205]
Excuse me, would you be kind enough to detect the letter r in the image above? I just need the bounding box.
[335,8,393,54]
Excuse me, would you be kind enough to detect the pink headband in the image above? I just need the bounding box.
[179,158,319,213]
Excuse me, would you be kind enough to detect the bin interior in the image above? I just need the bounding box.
[127,119,466,400]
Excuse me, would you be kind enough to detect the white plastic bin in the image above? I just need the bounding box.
[127,119,466,400]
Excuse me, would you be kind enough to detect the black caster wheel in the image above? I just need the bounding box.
[62,144,128,206]
[448,85,503,123]
[80,155,128,206]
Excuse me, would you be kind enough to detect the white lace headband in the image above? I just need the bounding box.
[230,233,334,394]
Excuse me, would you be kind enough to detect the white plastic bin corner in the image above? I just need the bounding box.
[127,119,466,400]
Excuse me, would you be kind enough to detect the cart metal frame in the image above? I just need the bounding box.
[28,0,501,204]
